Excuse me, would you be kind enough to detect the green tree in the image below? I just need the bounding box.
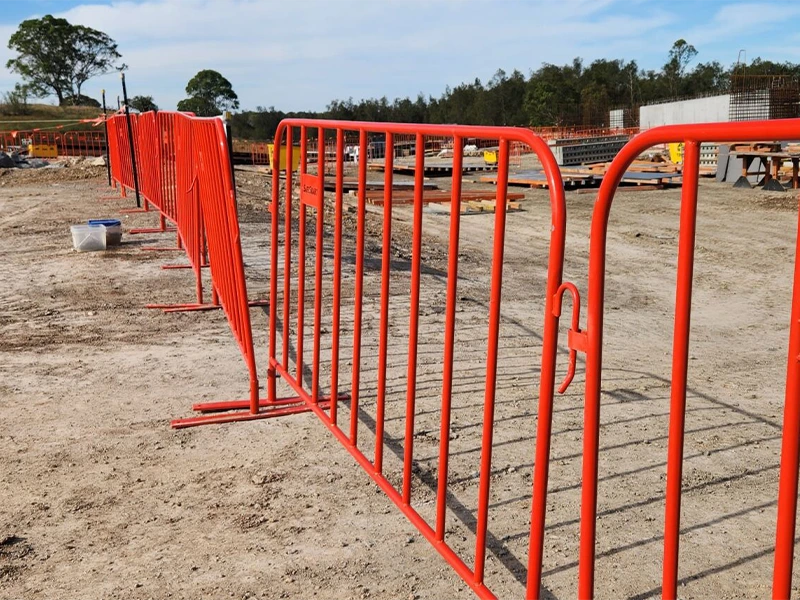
[62,94,100,107]
[0,83,32,115]
[176,70,239,116]
[525,60,582,126]
[129,95,158,112]
[684,61,729,95]
[663,39,698,97]
[6,15,122,105]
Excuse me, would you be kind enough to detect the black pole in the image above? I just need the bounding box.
[101,89,111,187]
[120,73,141,208]
[117,96,121,110]
[223,111,237,210]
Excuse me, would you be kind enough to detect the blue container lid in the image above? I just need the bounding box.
[88,219,121,227]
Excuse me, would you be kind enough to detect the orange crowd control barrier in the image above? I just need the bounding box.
[0,128,106,157]
[110,112,800,597]
[110,111,251,313]
[567,119,800,600]
[174,119,574,600]
[105,113,166,224]
[106,110,265,419]
[168,117,262,423]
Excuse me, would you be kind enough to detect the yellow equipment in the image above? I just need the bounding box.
[668,142,684,164]
[267,144,301,172]
[28,144,58,158]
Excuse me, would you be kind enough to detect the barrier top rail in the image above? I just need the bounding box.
[581,118,800,600]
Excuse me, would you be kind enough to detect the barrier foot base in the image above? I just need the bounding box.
[140,247,184,252]
[146,301,219,312]
[161,263,209,270]
[129,227,177,235]
[170,396,346,429]
[146,299,268,313]
[192,393,349,413]
[119,207,151,214]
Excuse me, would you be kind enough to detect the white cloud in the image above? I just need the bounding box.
[0,0,798,110]
[65,0,678,109]
[0,24,17,89]
[687,2,800,46]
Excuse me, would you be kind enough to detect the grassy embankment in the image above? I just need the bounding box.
[0,104,106,132]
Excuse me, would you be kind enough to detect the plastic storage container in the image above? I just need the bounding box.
[71,224,106,251]
[88,219,122,246]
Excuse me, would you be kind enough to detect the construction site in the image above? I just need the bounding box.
[3,35,800,600]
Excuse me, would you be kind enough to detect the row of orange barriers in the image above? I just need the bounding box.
[105,110,265,425]
[530,126,640,141]
[108,114,800,599]
[0,129,107,156]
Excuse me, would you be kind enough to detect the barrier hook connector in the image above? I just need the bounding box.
[552,281,587,394]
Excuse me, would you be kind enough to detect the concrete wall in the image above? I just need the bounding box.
[639,94,730,129]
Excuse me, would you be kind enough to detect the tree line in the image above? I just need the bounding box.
[232,40,800,140]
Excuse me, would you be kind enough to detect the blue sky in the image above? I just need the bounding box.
[2,0,799,112]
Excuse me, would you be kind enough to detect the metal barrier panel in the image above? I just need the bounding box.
[142,111,213,311]
[189,117,258,405]
[118,112,261,419]
[157,112,179,224]
[0,129,107,156]
[241,119,568,599]
[578,119,800,600]
[108,114,139,198]
[106,117,123,188]
[135,113,163,210]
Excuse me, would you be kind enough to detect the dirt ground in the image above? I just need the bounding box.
[1,158,800,600]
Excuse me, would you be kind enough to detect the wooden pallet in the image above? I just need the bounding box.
[323,179,438,193]
[367,162,498,177]
[361,189,525,206]
[479,171,597,189]
[424,200,522,214]
[479,163,684,188]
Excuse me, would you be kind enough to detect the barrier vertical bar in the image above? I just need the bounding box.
[402,133,425,504]
[374,132,394,474]
[268,127,282,405]
[773,202,800,599]
[282,128,294,371]
[662,140,700,600]
[297,126,308,388]
[436,134,464,540]
[311,127,325,404]
[330,129,344,426]
[526,161,570,600]
[475,138,510,585]
[350,129,368,446]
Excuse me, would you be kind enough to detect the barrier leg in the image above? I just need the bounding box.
[130,213,178,235]
[772,201,800,599]
[120,198,152,214]
[662,141,700,600]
